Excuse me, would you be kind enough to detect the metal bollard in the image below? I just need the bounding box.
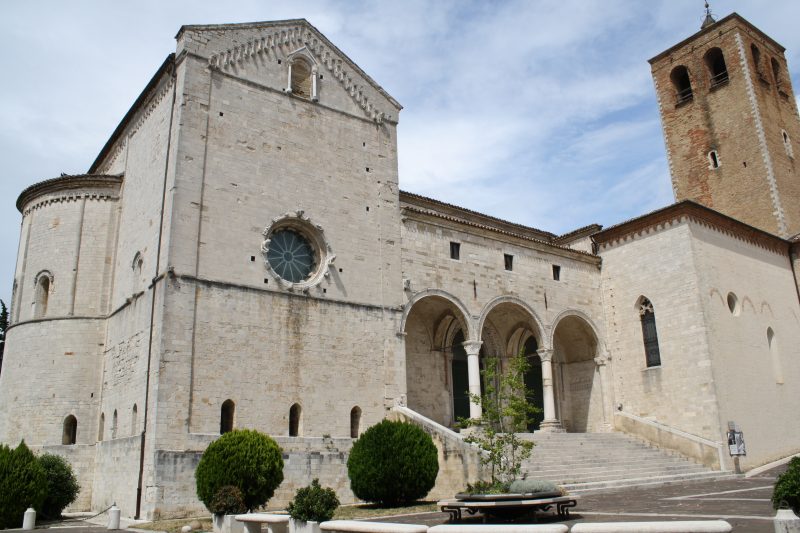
[775,506,800,533]
[22,508,36,530]
[107,504,121,530]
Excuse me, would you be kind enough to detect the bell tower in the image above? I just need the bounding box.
[649,8,800,237]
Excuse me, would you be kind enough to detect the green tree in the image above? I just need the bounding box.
[0,299,7,375]
[461,349,540,485]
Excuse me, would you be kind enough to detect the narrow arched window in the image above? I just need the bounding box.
[220,399,235,434]
[98,413,104,442]
[783,130,794,159]
[751,44,762,75]
[704,48,728,88]
[34,274,50,318]
[638,297,661,367]
[670,66,693,104]
[350,406,361,438]
[771,57,782,87]
[62,415,77,445]
[131,404,138,436]
[111,409,118,439]
[289,403,302,437]
[708,150,721,169]
[290,57,313,99]
[767,328,784,384]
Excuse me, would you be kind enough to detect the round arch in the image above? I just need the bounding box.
[401,289,475,340]
[477,295,545,347]
[548,309,603,352]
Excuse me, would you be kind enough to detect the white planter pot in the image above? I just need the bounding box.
[289,518,320,533]
[213,514,245,533]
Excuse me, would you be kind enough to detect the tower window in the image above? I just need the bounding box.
[704,48,729,88]
[771,57,782,87]
[131,404,138,436]
[782,130,794,159]
[290,57,313,98]
[767,327,784,384]
[450,242,461,260]
[62,415,77,445]
[708,150,720,169]
[34,273,51,319]
[220,399,235,434]
[111,409,118,439]
[670,66,693,104]
[638,297,661,368]
[552,265,561,281]
[98,413,104,442]
[289,403,302,436]
[504,254,514,271]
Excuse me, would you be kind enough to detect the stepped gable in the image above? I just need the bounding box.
[177,19,402,123]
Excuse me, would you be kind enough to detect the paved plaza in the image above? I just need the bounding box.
[6,466,790,533]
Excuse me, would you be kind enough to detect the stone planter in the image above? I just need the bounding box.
[290,518,321,533]
[213,514,245,533]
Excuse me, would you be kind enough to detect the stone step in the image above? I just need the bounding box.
[537,466,712,484]
[562,471,737,493]
[524,456,693,467]
[527,463,708,477]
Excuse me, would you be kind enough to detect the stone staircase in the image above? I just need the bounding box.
[519,431,734,493]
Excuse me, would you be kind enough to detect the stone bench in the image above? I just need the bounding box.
[235,513,291,533]
[320,521,428,533]
[437,495,579,521]
[569,521,732,533]
[430,525,569,533]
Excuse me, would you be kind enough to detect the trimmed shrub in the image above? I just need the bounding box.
[39,453,81,519]
[464,480,508,495]
[195,429,284,512]
[209,485,247,515]
[508,479,558,494]
[773,456,800,514]
[0,441,48,529]
[287,478,339,522]
[347,420,438,506]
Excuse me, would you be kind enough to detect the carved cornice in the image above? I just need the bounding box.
[592,200,791,256]
[205,22,399,124]
[17,174,123,215]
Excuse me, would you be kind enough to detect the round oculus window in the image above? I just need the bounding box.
[266,229,317,283]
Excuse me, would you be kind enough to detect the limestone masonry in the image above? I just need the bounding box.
[1,13,799,520]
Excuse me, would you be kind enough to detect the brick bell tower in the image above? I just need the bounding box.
[649,5,800,238]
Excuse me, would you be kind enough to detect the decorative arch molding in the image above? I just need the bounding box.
[34,270,54,287]
[477,295,546,348]
[400,289,475,340]
[548,308,603,352]
[286,46,319,101]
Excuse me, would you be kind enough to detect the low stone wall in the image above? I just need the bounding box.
[613,412,724,470]
[389,406,487,499]
[92,435,143,518]
[35,443,97,512]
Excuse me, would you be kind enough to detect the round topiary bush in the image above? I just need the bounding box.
[209,485,247,515]
[772,456,800,515]
[39,453,81,519]
[0,441,48,529]
[195,429,284,512]
[347,420,438,506]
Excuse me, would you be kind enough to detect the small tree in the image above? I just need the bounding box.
[287,478,340,522]
[39,454,81,519]
[461,349,540,485]
[0,441,48,529]
[773,456,800,515]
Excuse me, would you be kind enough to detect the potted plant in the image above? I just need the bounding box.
[210,485,246,533]
[287,479,339,533]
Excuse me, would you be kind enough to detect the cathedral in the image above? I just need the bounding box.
[1,11,799,520]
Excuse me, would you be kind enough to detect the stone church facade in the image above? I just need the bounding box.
[1,13,799,520]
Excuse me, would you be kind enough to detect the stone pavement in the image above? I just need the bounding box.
[6,467,791,533]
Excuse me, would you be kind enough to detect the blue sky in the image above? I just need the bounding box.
[1,0,799,307]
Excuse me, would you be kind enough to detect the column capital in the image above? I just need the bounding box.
[536,348,554,362]
[462,340,483,356]
[594,351,611,366]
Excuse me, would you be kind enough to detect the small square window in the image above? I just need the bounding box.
[450,242,461,260]
[552,265,561,281]
[504,254,513,271]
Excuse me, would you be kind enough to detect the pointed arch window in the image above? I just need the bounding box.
[289,403,302,437]
[751,44,762,75]
[98,412,104,442]
[220,399,235,434]
[131,404,138,436]
[783,130,794,159]
[767,328,784,384]
[704,48,729,88]
[350,406,361,438]
[638,297,661,368]
[62,415,77,445]
[670,65,693,104]
[771,57,782,87]
[111,409,118,439]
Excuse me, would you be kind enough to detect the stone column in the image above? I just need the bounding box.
[537,348,563,432]
[594,351,613,432]
[463,340,483,420]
